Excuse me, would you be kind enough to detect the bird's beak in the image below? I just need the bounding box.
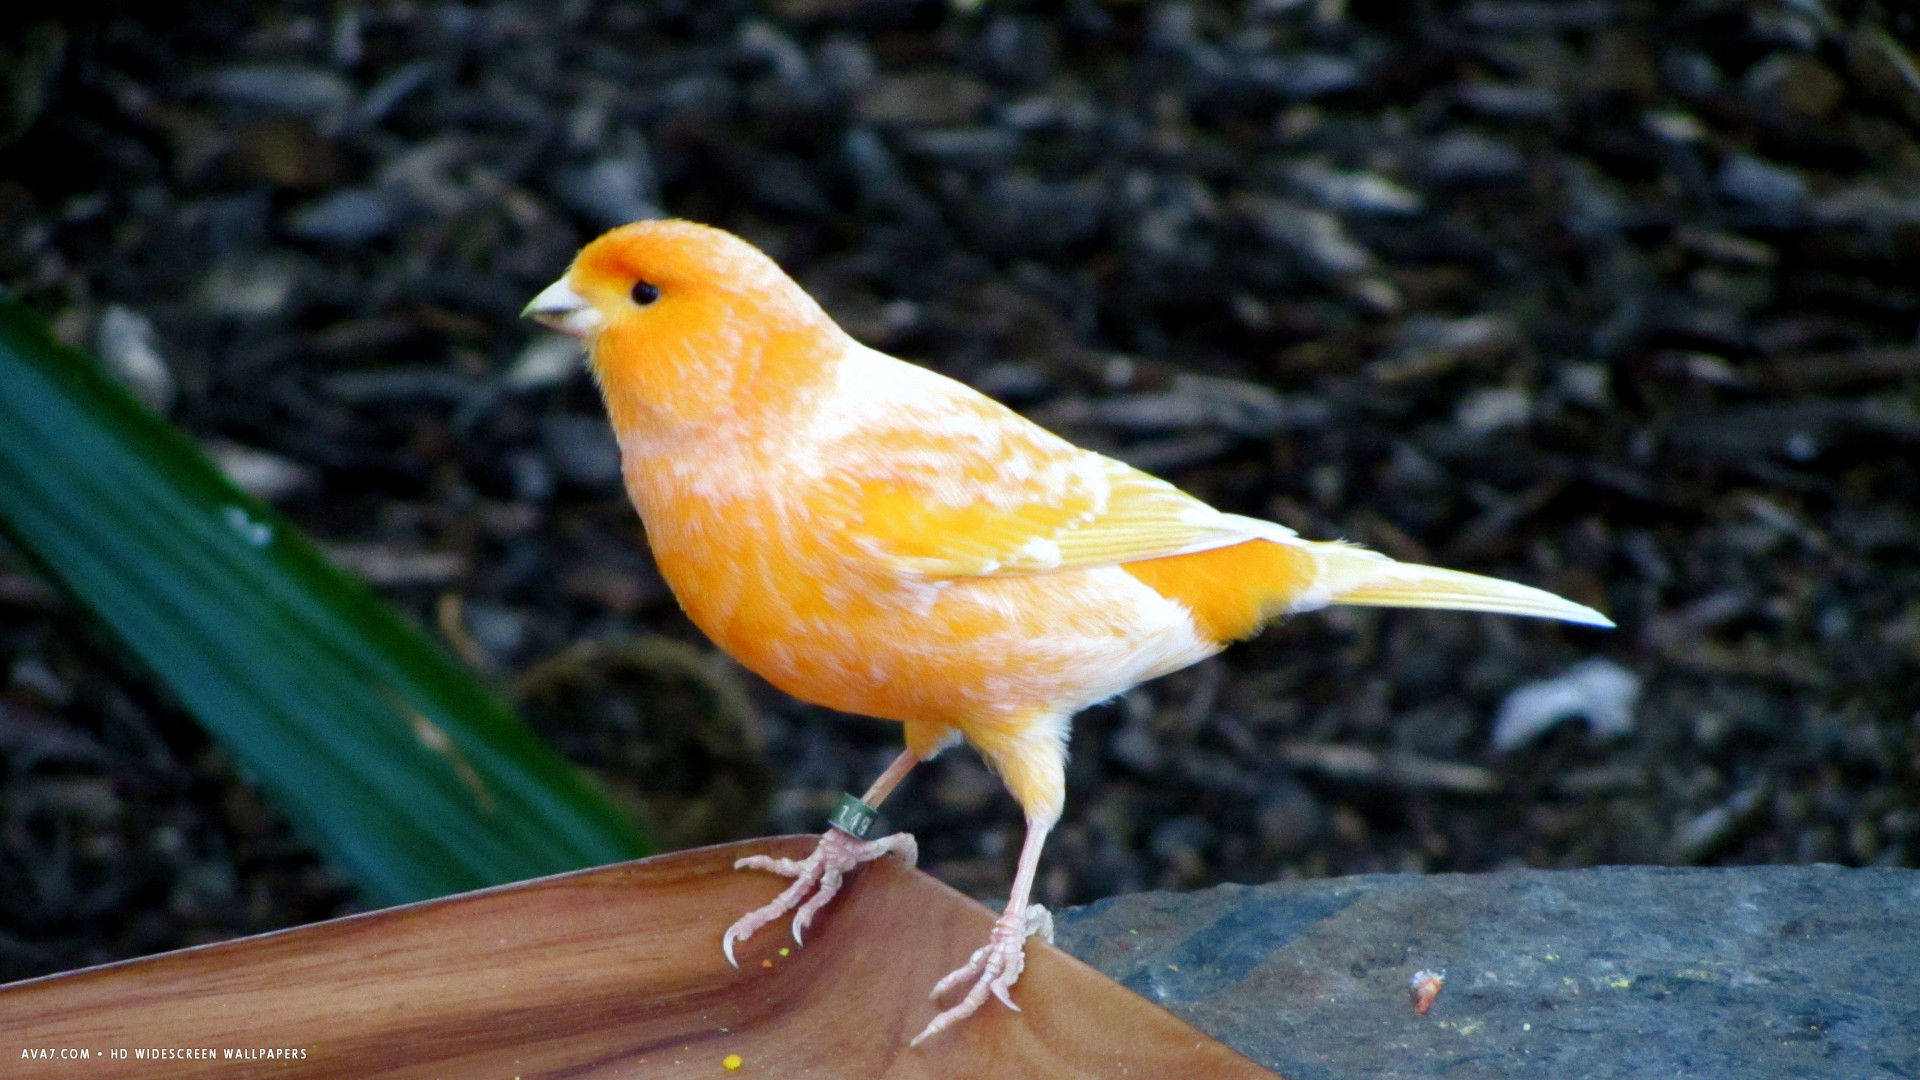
[521,278,603,338]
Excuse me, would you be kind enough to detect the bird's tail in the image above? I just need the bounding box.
[1123,535,1611,646]
[1297,540,1613,627]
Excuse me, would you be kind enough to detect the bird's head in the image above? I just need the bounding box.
[523,219,841,430]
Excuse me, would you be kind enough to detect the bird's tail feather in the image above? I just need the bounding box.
[1300,541,1613,627]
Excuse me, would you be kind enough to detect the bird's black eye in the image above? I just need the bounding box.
[630,281,661,306]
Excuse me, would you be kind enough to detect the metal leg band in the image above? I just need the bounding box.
[829,793,878,839]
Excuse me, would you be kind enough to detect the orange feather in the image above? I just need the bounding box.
[1122,540,1321,644]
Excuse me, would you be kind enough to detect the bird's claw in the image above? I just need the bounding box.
[721,828,917,966]
[911,904,1052,1046]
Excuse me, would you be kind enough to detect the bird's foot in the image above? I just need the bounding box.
[911,903,1054,1046]
[722,827,918,965]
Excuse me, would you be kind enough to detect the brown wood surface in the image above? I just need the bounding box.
[1,837,1280,1079]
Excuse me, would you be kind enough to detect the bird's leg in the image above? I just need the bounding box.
[911,810,1057,1046]
[722,748,920,965]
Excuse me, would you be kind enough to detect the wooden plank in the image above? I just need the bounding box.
[2,837,1280,1079]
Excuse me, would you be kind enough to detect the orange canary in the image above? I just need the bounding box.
[525,220,1610,1045]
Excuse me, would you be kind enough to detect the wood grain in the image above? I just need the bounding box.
[1,837,1280,1079]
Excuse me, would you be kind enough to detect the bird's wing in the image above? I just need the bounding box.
[813,355,1290,579]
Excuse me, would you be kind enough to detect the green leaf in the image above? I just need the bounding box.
[0,296,651,905]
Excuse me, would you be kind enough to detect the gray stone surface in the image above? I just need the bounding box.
[1058,866,1920,1080]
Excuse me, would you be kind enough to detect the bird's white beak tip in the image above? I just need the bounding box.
[522,279,601,338]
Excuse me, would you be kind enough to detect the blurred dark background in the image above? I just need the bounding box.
[1,0,1916,982]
